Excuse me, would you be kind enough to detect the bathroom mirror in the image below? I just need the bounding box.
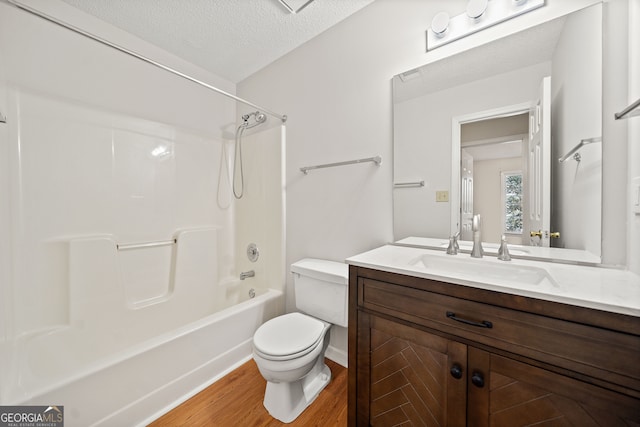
[392,3,602,262]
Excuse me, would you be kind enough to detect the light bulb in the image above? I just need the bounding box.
[431,11,450,37]
[466,0,488,19]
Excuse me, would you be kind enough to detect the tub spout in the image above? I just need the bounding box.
[240,270,255,280]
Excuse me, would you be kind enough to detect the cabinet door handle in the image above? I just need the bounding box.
[446,311,493,329]
[471,372,485,388]
[450,364,463,379]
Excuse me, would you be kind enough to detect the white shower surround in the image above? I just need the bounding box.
[0,2,286,425]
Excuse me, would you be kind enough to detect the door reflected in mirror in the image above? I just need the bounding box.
[459,113,528,245]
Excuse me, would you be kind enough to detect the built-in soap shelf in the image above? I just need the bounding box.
[68,228,219,321]
[19,228,221,394]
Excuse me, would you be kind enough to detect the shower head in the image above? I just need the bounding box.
[234,110,268,199]
[241,111,267,129]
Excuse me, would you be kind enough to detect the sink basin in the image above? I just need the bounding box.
[410,254,557,288]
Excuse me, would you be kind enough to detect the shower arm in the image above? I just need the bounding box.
[1,0,287,124]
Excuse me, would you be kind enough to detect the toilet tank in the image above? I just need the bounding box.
[291,258,349,328]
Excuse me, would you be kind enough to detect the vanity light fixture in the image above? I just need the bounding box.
[427,0,545,51]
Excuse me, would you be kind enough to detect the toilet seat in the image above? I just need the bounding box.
[253,313,328,361]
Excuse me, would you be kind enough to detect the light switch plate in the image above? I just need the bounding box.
[436,190,449,202]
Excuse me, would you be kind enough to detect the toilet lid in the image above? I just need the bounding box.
[254,312,326,357]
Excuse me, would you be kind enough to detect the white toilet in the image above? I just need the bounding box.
[252,258,348,423]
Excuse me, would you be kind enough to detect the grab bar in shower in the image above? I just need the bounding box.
[394,180,425,188]
[117,239,176,251]
[300,155,382,175]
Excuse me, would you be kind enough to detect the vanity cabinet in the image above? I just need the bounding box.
[348,266,640,426]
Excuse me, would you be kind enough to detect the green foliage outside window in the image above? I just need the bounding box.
[505,173,522,233]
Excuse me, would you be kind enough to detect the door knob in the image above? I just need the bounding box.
[550,232,560,238]
[530,230,543,238]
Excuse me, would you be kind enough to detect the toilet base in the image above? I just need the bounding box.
[263,358,332,423]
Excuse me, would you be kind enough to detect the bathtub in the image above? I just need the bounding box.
[14,287,283,427]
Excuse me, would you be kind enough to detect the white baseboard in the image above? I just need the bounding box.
[325,345,348,368]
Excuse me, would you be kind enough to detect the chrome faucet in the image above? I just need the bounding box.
[446,231,460,255]
[240,270,255,280]
[497,234,511,261]
[471,214,483,258]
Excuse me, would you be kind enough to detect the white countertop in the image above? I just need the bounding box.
[346,244,640,317]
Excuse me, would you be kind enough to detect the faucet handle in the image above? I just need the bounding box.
[446,235,458,255]
[498,235,511,261]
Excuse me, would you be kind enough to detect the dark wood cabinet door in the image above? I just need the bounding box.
[349,267,640,427]
[357,313,467,426]
[467,347,640,427]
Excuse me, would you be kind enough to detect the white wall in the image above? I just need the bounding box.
[474,157,523,244]
[238,0,604,362]
[551,4,602,256]
[603,0,631,266]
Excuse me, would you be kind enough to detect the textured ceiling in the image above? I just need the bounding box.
[60,0,374,83]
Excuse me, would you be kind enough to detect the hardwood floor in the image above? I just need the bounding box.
[149,358,347,426]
